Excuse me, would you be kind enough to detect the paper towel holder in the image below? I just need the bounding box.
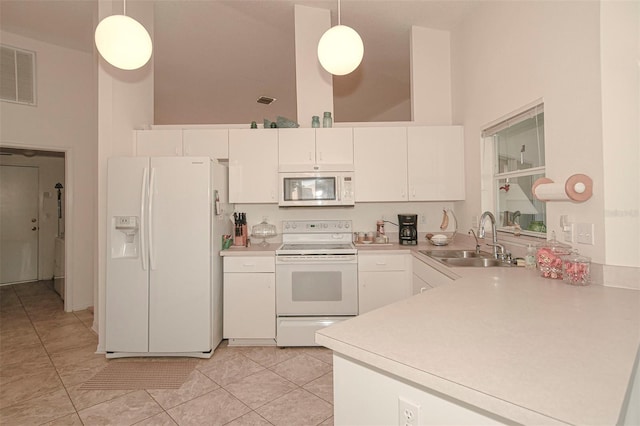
[532,174,593,202]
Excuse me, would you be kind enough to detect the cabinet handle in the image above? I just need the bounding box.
[175,147,180,155]
[318,152,323,161]
[375,261,387,265]
[420,287,427,293]
[309,152,313,161]
[242,263,255,267]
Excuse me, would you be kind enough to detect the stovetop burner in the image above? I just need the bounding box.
[276,220,356,256]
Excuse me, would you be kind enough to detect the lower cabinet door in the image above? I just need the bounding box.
[359,271,411,314]
[223,272,275,339]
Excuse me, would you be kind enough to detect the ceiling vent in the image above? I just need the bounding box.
[1,45,36,106]
[257,96,276,105]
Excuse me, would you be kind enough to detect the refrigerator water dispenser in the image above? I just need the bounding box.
[111,216,139,258]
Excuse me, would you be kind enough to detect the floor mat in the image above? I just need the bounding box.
[80,360,197,390]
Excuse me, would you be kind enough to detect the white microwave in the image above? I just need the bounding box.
[279,172,355,207]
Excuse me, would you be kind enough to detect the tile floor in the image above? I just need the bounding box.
[0,281,335,425]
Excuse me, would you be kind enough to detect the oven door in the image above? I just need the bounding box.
[275,255,358,315]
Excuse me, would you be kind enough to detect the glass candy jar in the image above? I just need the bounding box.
[561,250,591,286]
[535,231,571,279]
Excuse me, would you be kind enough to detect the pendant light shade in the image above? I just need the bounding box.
[317,24,364,76]
[95,14,152,70]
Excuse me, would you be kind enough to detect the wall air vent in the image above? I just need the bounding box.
[257,96,276,105]
[1,45,36,106]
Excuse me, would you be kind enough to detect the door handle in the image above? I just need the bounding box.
[31,218,37,223]
[31,226,37,231]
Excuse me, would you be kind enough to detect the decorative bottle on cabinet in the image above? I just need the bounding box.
[323,112,332,128]
[312,116,320,128]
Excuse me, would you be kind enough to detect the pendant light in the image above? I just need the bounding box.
[95,0,152,71]
[317,0,364,76]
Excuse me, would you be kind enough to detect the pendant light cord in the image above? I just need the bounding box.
[337,0,341,25]
[123,0,127,16]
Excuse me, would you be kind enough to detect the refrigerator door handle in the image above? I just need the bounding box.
[140,167,148,271]
[149,167,156,270]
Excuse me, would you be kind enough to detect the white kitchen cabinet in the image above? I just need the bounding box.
[135,130,183,156]
[278,127,353,169]
[333,354,506,426]
[228,129,278,203]
[358,253,412,314]
[135,129,229,160]
[412,256,456,293]
[353,127,408,202]
[407,126,465,200]
[223,256,275,342]
[183,129,229,159]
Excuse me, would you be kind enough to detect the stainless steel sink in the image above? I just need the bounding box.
[418,250,513,267]
[418,250,492,259]
[437,257,513,268]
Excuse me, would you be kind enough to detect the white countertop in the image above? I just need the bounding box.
[219,243,280,256]
[316,259,640,425]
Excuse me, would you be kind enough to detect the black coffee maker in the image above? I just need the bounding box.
[398,214,418,245]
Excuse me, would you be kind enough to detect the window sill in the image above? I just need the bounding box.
[496,229,546,248]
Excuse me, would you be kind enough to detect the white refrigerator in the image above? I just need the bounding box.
[106,156,230,358]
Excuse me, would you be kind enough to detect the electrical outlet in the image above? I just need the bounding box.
[563,223,574,243]
[471,216,479,228]
[398,397,421,426]
[420,214,426,224]
[576,223,595,245]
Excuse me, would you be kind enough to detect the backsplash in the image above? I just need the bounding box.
[233,202,456,243]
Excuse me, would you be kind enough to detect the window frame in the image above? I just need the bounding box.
[480,101,546,238]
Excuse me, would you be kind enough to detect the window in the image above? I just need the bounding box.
[482,103,546,236]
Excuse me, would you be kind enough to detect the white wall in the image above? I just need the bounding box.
[451,1,606,263]
[0,154,65,280]
[294,5,332,126]
[600,0,640,269]
[96,0,155,351]
[410,26,452,124]
[0,31,97,310]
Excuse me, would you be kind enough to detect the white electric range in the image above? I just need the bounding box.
[275,220,358,346]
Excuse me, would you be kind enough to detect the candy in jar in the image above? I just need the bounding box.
[535,231,571,279]
[561,250,591,286]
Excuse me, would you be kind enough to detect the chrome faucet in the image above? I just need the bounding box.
[478,211,506,259]
[468,229,480,253]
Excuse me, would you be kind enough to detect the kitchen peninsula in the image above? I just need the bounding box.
[316,260,640,425]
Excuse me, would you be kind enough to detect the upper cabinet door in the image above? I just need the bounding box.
[183,129,229,159]
[278,128,353,170]
[278,128,316,167]
[229,129,278,203]
[315,128,353,165]
[135,130,183,156]
[407,126,465,201]
[353,127,408,202]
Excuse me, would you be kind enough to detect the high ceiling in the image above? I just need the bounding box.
[0,0,478,125]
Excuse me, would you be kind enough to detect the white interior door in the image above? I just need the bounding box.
[0,165,39,284]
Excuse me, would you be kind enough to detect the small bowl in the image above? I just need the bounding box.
[429,234,451,246]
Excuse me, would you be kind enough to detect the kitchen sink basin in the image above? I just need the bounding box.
[418,250,513,267]
[418,249,492,259]
[437,257,513,268]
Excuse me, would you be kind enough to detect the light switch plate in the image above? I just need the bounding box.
[576,223,594,245]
